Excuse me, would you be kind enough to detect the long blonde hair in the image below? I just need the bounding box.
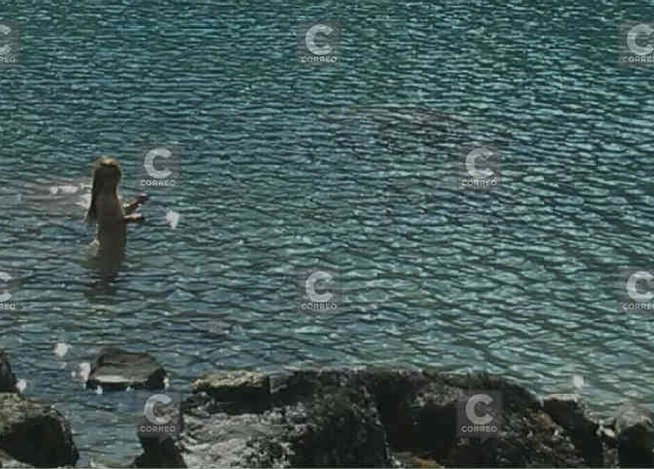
[85,157,122,223]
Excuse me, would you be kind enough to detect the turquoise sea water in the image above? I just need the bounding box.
[2,0,654,464]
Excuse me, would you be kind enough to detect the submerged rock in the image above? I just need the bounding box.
[86,347,166,391]
[133,368,625,468]
[0,351,17,393]
[0,393,78,467]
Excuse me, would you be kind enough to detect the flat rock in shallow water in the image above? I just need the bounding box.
[0,351,16,393]
[86,347,166,391]
[0,393,78,467]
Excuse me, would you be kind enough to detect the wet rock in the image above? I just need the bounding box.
[192,371,270,413]
[0,393,78,467]
[134,394,185,468]
[86,347,166,391]
[543,393,603,466]
[134,368,617,468]
[597,421,619,468]
[615,403,654,467]
[182,385,390,468]
[134,436,185,468]
[365,370,586,467]
[0,449,33,468]
[136,370,391,467]
[0,351,16,393]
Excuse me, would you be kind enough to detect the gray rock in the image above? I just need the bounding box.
[0,351,16,393]
[615,403,654,467]
[543,393,603,466]
[133,368,616,468]
[134,394,185,468]
[136,370,392,467]
[86,347,166,391]
[364,370,585,467]
[0,450,33,468]
[182,385,391,468]
[192,371,270,413]
[0,393,78,467]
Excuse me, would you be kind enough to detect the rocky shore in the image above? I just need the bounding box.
[1,347,653,467]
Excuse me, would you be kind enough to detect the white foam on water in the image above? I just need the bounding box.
[53,342,70,358]
[16,379,27,392]
[166,210,180,229]
[77,192,92,208]
[73,362,91,382]
[95,385,103,395]
[572,374,585,389]
[49,184,80,195]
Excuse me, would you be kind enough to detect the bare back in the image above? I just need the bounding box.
[95,191,127,255]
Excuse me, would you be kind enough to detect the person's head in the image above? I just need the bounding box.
[85,158,122,223]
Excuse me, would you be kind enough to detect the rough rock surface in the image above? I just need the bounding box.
[134,392,185,468]
[615,403,654,467]
[0,351,16,393]
[0,393,78,467]
[192,371,270,413]
[174,383,390,468]
[133,368,622,467]
[86,347,166,391]
[543,393,604,466]
[0,449,33,468]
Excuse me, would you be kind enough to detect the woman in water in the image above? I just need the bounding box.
[85,158,148,273]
